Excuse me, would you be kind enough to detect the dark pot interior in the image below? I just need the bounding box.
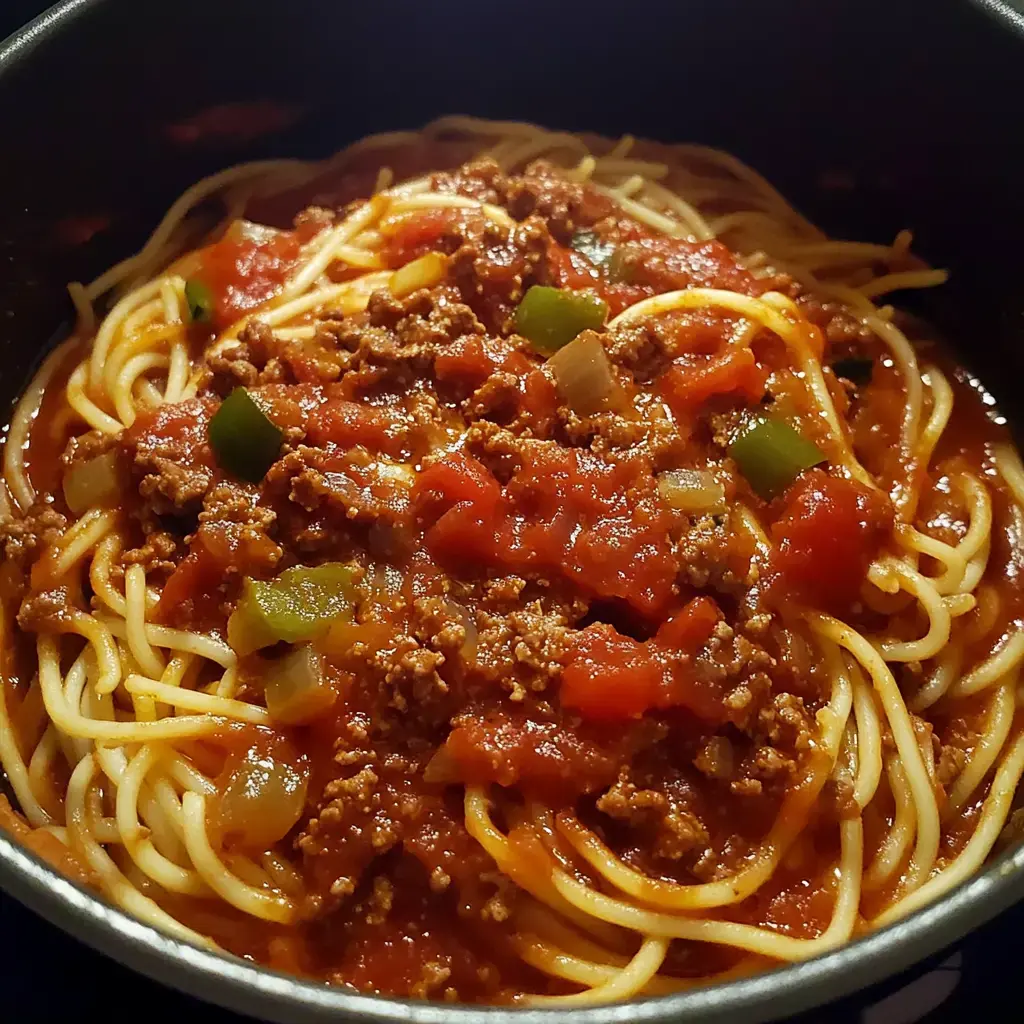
[2,0,1024,1021]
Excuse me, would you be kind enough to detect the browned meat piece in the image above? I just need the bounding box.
[472,598,574,700]
[60,428,121,471]
[0,504,67,568]
[676,514,758,592]
[430,158,511,205]
[597,768,711,862]
[798,294,874,347]
[433,157,614,243]
[123,398,217,516]
[438,707,659,802]
[121,528,182,579]
[264,445,414,562]
[503,160,615,242]
[693,735,736,780]
[446,215,552,332]
[937,743,967,787]
[298,758,413,914]
[756,692,815,753]
[320,285,487,396]
[194,481,283,578]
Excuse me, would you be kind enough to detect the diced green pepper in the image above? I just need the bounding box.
[208,387,283,483]
[184,279,214,323]
[227,562,358,655]
[514,285,608,353]
[729,416,825,500]
[570,229,616,270]
[830,357,873,386]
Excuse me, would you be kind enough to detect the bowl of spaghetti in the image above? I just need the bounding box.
[3,0,1024,1021]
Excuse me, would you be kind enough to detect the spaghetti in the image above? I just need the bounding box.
[1,116,1022,1004]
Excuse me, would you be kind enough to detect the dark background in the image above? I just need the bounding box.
[0,0,1021,1020]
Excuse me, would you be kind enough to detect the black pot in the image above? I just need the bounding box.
[2,0,1024,1020]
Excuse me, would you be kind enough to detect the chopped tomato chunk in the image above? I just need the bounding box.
[547,242,601,290]
[654,309,738,355]
[306,400,405,455]
[381,208,465,267]
[434,335,497,389]
[415,451,501,512]
[156,531,228,627]
[519,368,559,432]
[442,710,625,799]
[560,597,724,721]
[195,230,302,329]
[600,281,651,317]
[768,468,893,612]
[655,595,723,650]
[125,397,216,454]
[561,624,665,720]
[660,347,767,416]
[415,447,676,615]
[613,234,759,296]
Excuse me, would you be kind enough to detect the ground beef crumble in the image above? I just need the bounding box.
[0,504,66,568]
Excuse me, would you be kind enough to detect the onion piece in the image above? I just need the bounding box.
[374,459,416,487]
[446,599,479,661]
[63,450,124,516]
[423,745,460,784]
[390,251,447,298]
[217,744,309,849]
[658,468,726,514]
[547,331,615,415]
[264,644,336,725]
[225,218,281,245]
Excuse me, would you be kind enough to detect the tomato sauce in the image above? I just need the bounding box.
[418,447,677,615]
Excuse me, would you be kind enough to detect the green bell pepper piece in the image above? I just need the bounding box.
[184,279,214,323]
[208,387,283,483]
[729,416,825,500]
[227,562,358,655]
[514,285,608,353]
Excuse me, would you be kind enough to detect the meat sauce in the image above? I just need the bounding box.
[1,147,1021,1002]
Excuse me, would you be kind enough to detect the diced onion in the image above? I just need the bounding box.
[374,460,416,486]
[658,468,726,514]
[446,599,478,661]
[62,450,123,516]
[225,219,281,245]
[390,251,447,298]
[547,331,616,416]
[217,746,309,849]
[264,644,336,725]
[423,745,460,784]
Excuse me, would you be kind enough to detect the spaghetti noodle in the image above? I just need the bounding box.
[1,116,1022,1004]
